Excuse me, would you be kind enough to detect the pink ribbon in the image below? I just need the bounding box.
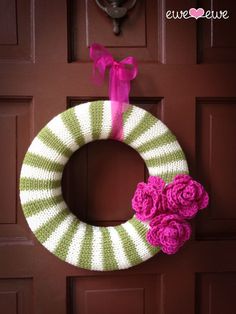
[90,43,138,140]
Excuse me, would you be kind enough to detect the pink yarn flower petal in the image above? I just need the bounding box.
[146,214,192,254]
[164,175,209,219]
[132,176,166,222]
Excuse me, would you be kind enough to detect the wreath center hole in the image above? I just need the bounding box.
[62,139,147,227]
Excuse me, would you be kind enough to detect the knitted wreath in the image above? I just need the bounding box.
[19,100,208,271]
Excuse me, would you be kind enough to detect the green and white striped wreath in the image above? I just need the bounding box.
[19,101,189,271]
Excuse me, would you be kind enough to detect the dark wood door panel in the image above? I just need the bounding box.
[196,98,236,239]
[68,274,162,314]
[198,0,236,63]
[196,272,236,314]
[68,0,160,62]
[0,97,33,243]
[0,0,33,62]
[0,278,33,314]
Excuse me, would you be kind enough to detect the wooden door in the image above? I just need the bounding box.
[1,1,236,313]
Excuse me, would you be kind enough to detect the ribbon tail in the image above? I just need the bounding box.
[109,67,130,141]
[110,101,124,140]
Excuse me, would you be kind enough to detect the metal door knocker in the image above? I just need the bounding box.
[95,0,137,35]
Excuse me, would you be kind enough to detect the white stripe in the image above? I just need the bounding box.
[28,137,68,165]
[122,221,152,260]
[20,164,62,181]
[148,160,189,176]
[100,101,112,139]
[26,201,66,231]
[130,120,168,149]
[91,227,103,270]
[47,115,79,152]
[108,227,131,269]
[20,187,62,205]
[66,222,87,265]
[74,102,93,143]
[140,142,181,160]
[43,215,75,252]
[123,106,146,138]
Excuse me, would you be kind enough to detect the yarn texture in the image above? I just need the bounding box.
[146,214,192,254]
[165,174,209,219]
[132,176,166,221]
[19,101,188,271]
[132,174,209,253]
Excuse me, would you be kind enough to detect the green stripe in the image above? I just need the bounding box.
[124,112,157,145]
[61,107,86,147]
[77,224,93,269]
[164,170,189,183]
[137,130,176,153]
[101,228,118,270]
[90,101,104,140]
[129,217,160,256]
[122,106,133,124]
[116,225,143,266]
[38,127,73,158]
[146,149,185,167]
[23,195,64,217]
[35,209,70,243]
[54,219,79,260]
[23,152,63,172]
[20,178,61,191]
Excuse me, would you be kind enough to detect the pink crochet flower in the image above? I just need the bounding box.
[146,214,191,254]
[132,176,166,222]
[165,174,209,219]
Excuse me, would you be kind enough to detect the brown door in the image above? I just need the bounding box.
[1,1,236,313]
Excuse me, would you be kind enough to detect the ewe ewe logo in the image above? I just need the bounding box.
[166,7,229,20]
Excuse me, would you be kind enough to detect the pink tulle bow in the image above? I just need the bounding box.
[90,43,138,140]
